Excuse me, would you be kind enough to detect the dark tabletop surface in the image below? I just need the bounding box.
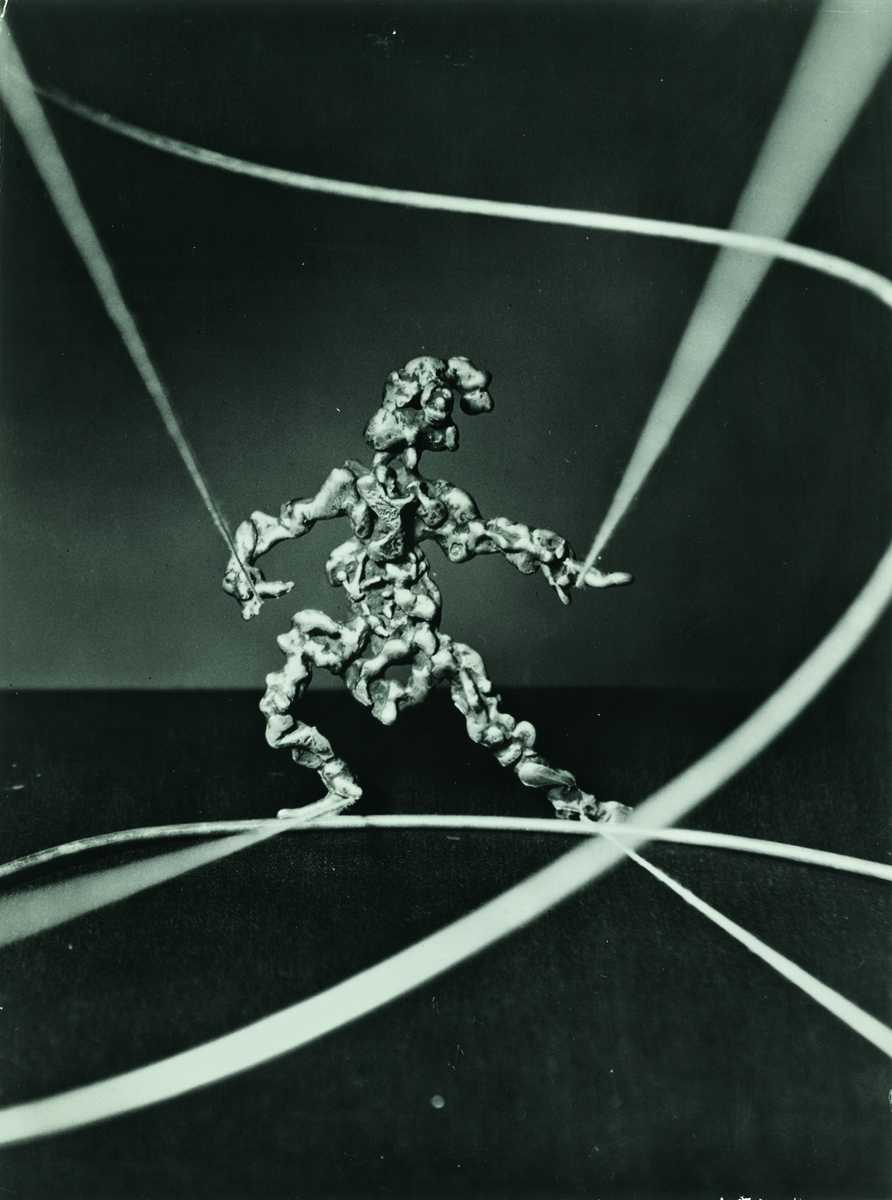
[1,664,890,1199]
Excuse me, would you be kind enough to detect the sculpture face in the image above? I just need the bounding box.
[364,356,493,470]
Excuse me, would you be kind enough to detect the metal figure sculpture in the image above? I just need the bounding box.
[224,356,632,822]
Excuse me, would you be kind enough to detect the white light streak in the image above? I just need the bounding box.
[0,829,282,948]
[0,25,255,596]
[580,0,892,574]
[21,83,892,314]
[4,498,892,1141]
[2,7,891,1146]
[0,798,347,947]
[602,830,892,1060]
[3,757,892,1144]
[3,814,891,888]
[2,138,892,1154]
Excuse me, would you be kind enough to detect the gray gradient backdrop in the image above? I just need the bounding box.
[2,0,890,690]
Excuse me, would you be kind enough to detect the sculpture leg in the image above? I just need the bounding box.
[441,636,629,823]
[260,609,369,816]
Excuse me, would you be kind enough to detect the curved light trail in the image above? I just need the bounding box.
[0,24,258,600]
[0,5,890,1149]
[580,0,892,573]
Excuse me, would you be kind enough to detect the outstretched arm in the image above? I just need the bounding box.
[223,465,369,619]
[422,483,631,606]
[222,512,297,621]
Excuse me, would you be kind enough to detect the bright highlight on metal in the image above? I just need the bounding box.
[4,399,891,1144]
[6,476,892,1141]
[0,24,257,600]
[580,0,892,575]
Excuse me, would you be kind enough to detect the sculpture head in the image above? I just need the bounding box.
[364,355,493,472]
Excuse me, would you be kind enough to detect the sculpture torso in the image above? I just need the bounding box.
[324,461,484,633]
[224,354,632,822]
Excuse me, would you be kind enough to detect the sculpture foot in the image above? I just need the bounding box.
[277,793,355,821]
[551,790,631,824]
[277,760,362,821]
[582,799,633,824]
[319,756,363,801]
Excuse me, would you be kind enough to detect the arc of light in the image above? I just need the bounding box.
[4,515,892,1143]
[4,213,892,1150]
[0,797,347,948]
[1,817,891,947]
[1,11,892,1142]
[6,11,892,583]
[4,814,892,884]
[11,83,890,316]
[0,24,257,600]
[580,0,892,575]
[0,830,281,948]
[602,830,892,1059]
[3,779,892,1147]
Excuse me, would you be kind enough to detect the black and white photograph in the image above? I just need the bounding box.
[1,1,890,1196]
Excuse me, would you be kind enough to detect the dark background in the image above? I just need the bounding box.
[1,2,891,1198]
[1,0,890,690]
[1,670,890,1200]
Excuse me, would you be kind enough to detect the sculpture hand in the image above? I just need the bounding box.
[562,559,633,591]
[223,560,294,620]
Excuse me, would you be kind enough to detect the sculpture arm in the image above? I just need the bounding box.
[223,465,370,620]
[474,517,632,604]
[222,513,297,620]
[426,484,631,606]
